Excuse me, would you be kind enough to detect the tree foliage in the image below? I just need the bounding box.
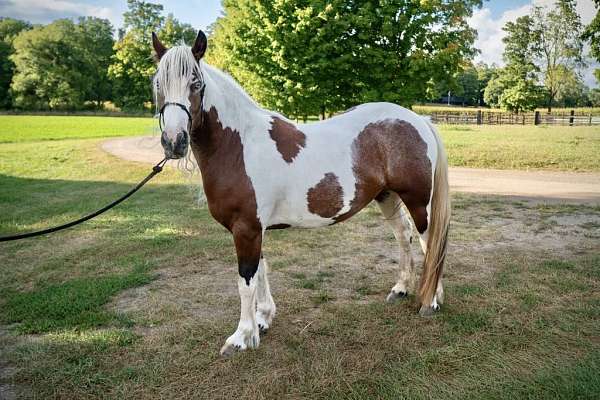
[487,1,585,113]
[0,18,31,108]
[108,0,196,110]
[10,18,114,110]
[582,0,600,83]
[531,0,585,111]
[209,0,482,117]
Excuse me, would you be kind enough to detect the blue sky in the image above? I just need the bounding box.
[0,0,597,85]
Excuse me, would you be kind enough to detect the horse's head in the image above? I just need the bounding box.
[152,30,207,159]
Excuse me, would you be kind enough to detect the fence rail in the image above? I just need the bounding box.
[427,110,600,126]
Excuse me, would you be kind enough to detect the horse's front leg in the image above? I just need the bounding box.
[220,224,262,356]
[256,255,276,332]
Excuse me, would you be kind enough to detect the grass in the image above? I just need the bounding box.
[437,124,600,171]
[0,116,599,399]
[0,115,153,143]
[2,262,155,334]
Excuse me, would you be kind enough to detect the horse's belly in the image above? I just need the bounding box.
[267,197,334,229]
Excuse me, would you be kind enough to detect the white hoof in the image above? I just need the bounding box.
[256,304,275,332]
[386,289,408,303]
[418,296,441,317]
[220,326,260,356]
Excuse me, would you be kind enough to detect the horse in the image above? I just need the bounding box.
[151,30,450,356]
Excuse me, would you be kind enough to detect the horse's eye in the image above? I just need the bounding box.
[191,81,202,91]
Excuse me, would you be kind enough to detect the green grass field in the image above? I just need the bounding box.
[1,114,599,171]
[437,124,600,171]
[0,115,153,143]
[0,116,599,399]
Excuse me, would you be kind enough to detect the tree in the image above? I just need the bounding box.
[209,0,361,117]
[498,79,543,113]
[108,0,196,110]
[486,15,544,113]
[0,18,31,108]
[475,62,497,106]
[589,88,600,106]
[483,72,505,108]
[209,0,482,117]
[74,17,115,108]
[553,65,589,107]
[10,18,114,110]
[531,0,585,111]
[582,0,600,82]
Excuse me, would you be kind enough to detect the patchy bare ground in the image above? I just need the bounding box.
[2,192,599,399]
[108,194,599,345]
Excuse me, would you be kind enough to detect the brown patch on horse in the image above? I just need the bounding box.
[190,106,263,283]
[189,106,261,234]
[307,173,344,218]
[334,119,432,233]
[269,117,306,163]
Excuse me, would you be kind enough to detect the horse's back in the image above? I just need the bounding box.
[258,102,438,229]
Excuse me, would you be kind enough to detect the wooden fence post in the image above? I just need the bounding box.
[569,110,575,126]
[534,111,541,125]
[589,114,593,126]
[476,110,482,125]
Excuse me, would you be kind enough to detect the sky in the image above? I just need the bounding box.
[0,0,598,86]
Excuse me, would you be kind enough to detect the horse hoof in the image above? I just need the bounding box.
[419,304,440,317]
[386,290,408,303]
[220,343,243,357]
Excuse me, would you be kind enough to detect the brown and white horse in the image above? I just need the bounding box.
[152,31,450,356]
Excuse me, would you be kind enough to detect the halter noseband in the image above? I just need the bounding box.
[159,102,193,133]
[157,78,206,134]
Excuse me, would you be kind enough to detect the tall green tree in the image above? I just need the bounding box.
[10,18,114,110]
[0,18,31,108]
[75,17,115,108]
[582,0,600,82]
[553,65,589,106]
[498,15,543,113]
[209,0,482,117]
[108,0,196,110]
[475,62,497,106]
[531,0,585,111]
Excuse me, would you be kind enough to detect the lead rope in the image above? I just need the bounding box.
[0,158,168,242]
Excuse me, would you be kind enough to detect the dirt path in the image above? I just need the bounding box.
[102,136,600,204]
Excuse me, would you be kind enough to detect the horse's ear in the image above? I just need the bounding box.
[152,32,167,61]
[191,30,207,61]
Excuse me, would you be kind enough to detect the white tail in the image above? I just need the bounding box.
[418,122,450,313]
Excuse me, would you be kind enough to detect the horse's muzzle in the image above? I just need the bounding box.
[161,131,189,159]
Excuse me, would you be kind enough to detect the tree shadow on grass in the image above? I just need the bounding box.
[0,173,219,334]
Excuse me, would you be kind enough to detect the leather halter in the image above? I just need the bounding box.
[159,102,193,133]
[157,79,206,134]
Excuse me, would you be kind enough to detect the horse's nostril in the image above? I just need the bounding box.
[161,133,169,149]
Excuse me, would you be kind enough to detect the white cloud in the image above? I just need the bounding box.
[0,0,120,26]
[468,0,598,87]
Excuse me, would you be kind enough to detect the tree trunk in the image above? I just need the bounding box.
[320,105,325,120]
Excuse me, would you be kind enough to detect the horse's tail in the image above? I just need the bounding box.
[418,121,450,315]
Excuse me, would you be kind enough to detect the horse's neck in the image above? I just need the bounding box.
[192,64,268,169]
[201,63,266,134]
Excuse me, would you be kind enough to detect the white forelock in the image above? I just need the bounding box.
[153,45,201,104]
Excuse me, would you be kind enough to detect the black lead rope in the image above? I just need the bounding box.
[0,158,168,243]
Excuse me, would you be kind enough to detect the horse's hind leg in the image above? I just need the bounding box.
[255,255,276,332]
[376,191,416,302]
